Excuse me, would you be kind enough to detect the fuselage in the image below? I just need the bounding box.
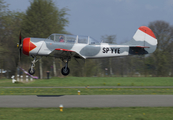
[22,34,130,59]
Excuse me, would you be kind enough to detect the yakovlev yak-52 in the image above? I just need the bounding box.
[17,26,157,76]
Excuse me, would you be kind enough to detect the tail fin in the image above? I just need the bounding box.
[124,26,157,54]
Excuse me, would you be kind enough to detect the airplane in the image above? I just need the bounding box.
[17,26,157,76]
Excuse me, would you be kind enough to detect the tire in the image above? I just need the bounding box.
[28,68,35,75]
[61,67,70,76]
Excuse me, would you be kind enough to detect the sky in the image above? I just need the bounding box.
[6,0,173,43]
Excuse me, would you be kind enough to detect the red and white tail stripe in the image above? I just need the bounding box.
[133,26,157,46]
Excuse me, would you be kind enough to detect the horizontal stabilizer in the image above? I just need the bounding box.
[129,46,149,55]
[130,46,150,48]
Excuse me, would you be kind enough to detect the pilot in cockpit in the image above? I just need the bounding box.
[59,35,64,42]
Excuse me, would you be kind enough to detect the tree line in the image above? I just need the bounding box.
[0,0,172,78]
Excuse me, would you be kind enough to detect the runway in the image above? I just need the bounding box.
[0,95,173,108]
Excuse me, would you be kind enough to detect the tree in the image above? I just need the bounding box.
[0,0,24,78]
[3,12,24,77]
[148,21,173,76]
[21,0,69,78]
[101,35,116,44]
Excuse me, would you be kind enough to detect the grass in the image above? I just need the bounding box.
[1,77,173,95]
[0,107,173,120]
[0,88,173,95]
[1,77,173,87]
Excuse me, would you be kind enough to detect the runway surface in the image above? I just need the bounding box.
[0,95,173,108]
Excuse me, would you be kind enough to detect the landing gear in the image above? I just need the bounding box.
[61,67,70,76]
[61,58,70,76]
[28,68,35,75]
[28,56,41,75]
[28,56,70,76]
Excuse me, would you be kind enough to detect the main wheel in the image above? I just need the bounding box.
[61,67,70,76]
[28,68,35,75]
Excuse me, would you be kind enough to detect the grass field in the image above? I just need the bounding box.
[1,77,173,119]
[1,77,173,87]
[0,107,173,120]
[1,77,173,95]
[1,88,173,95]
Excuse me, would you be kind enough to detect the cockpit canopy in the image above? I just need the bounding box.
[48,34,100,45]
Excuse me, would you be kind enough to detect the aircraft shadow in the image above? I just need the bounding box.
[37,95,64,97]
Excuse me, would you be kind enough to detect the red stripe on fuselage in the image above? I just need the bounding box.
[55,48,74,52]
[23,38,36,56]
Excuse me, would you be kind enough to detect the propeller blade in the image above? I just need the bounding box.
[19,31,22,61]
[19,47,21,61]
[19,31,21,45]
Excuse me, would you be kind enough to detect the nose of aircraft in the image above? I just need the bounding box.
[23,38,36,56]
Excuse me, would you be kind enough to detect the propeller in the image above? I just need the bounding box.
[17,31,22,62]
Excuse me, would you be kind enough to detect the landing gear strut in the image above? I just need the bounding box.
[28,56,41,75]
[61,59,70,76]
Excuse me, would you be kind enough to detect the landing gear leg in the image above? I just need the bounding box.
[61,59,70,76]
[28,56,41,75]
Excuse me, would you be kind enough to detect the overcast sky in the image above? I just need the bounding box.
[6,0,173,43]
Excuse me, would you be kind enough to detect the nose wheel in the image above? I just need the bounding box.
[28,68,35,75]
[28,56,41,75]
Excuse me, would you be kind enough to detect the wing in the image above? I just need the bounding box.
[50,48,85,59]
